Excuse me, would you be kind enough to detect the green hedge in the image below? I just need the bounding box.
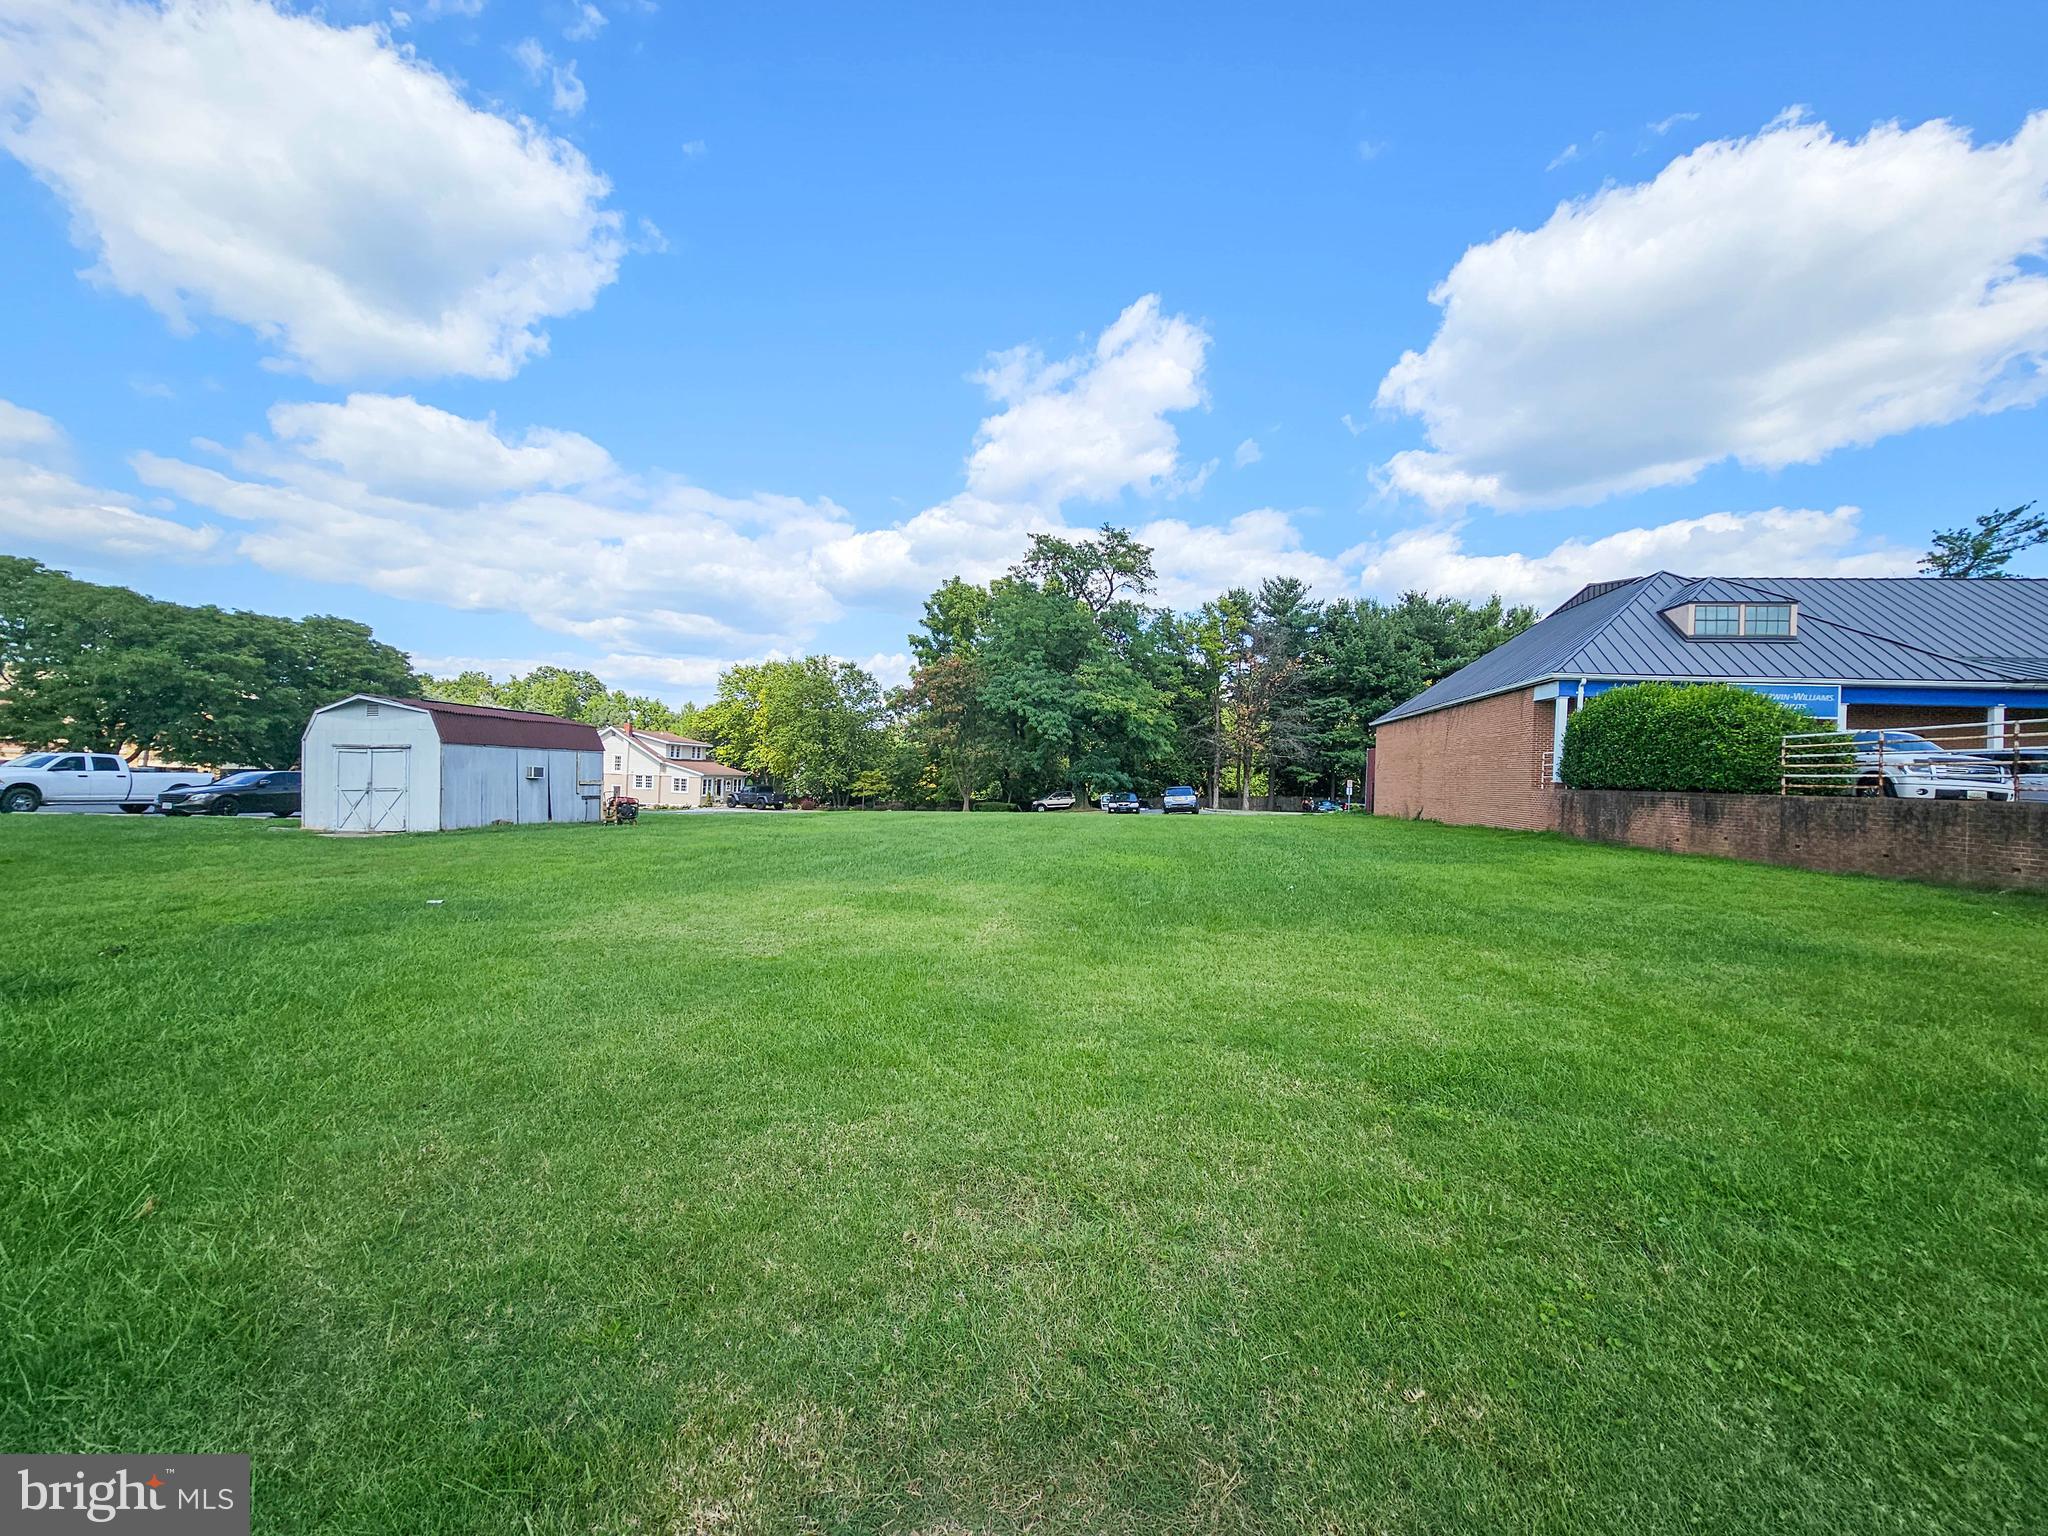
[969,800,1019,812]
[1560,682,1844,794]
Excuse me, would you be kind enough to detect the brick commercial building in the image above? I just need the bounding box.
[1371,573,2048,830]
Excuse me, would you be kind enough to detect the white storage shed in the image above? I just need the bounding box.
[300,695,605,833]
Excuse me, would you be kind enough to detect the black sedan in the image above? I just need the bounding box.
[159,770,301,817]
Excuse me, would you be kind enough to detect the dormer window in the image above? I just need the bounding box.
[1744,603,1794,637]
[1666,600,1798,639]
[667,744,685,759]
[1695,603,1742,637]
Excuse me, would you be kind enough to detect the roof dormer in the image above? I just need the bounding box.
[1659,580,1798,640]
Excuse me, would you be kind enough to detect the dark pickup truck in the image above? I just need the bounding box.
[727,785,787,809]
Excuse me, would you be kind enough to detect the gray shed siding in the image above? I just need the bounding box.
[301,698,444,833]
[437,745,603,829]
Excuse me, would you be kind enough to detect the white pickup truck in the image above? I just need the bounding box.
[0,752,215,814]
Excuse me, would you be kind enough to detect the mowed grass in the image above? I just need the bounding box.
[2,811,2045,1535]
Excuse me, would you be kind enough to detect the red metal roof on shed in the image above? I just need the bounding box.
[359,696,603,751]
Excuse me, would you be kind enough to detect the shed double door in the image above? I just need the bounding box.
[335,746,411,831]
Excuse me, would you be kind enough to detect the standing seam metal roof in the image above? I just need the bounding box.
[1372,574,2048,725]
[336,695,605,751]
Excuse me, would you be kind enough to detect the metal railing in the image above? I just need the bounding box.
[1781,716,2047,800]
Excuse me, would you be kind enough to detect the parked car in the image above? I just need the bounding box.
[1029,789,1077,811]
[159,770,301,817]
[1849,731,2014,801]
[0,752,214,814]
[1100,790,1142,814]
[1957,747,2048,802]
[1161,785,1200,814]
[727,785,787,809]
[1303,798,1344,813]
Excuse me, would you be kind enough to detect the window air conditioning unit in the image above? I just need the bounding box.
[524,765,545,781]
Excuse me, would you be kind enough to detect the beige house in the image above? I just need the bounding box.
[598,725,751,809]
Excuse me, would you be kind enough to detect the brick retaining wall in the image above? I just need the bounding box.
[1556,790,2048,891]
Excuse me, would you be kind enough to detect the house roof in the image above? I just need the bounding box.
[603,726,730,767]
[1373,574,2048,726]
[333,695,604,751]
[601,725,713,749]
[622,752,749,777]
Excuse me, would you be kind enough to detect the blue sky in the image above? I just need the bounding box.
[2,0,2044,701]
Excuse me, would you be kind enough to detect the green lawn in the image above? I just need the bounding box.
[3,811,2045,1534]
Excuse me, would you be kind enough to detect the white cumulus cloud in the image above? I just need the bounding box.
[816,296,1220,602]
[1358,506,1917,610]
[20,297,1569,697]
[0,399,65,453]
[1135,509,1351,610]
[133,399,855,650]
[262,394,618,501]
[1378,110,2048,510]
[0,0,625,381]
[101,298,1222,681]
[0,398,220,561]
[0,223,1269,649]
[965,295,1210,505]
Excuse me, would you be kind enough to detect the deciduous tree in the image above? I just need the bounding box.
[1015,525,1157,615]
[697,656,885,802]
[0,556,416,766]
[904,654,997,811]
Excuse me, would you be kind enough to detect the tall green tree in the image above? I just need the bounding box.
[420,665,692,734]
[1185,591,1250,807]
[973,567,1177,799]
[1248,577,1322,803]
[1014,525,1157,615]
[1920,502,2045,578]
[908,577,991,665]
[0,556,416,765]
[886,532,1539,810]
[697,656,885,802]
[1124,608,1212,795]
[1295,592,1538,794]
[903,654,997,810]
[1211,579,1321,807]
